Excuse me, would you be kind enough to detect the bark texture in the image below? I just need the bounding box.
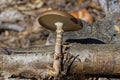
[0,43,120,79]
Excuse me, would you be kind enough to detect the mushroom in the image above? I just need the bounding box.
[38,10,83,78]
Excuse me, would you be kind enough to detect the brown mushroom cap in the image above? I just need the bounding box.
[38,10,83,31]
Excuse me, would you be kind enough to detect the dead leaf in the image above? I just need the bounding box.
[69,8,93,24]
[114,25,120,34]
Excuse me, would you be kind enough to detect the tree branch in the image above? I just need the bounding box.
[0,44,120,79]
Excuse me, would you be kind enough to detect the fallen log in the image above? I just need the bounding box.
[0,44,120,79]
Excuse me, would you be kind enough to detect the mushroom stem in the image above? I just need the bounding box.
[53,22,64,78]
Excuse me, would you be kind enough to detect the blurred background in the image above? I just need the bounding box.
[0,0,120,49]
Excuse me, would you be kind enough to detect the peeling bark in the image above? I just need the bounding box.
[69,44,120,78]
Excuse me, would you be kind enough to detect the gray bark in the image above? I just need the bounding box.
[0,44,120,79]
